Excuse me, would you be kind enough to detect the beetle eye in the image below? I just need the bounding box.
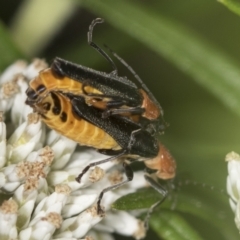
[26,88,38,100]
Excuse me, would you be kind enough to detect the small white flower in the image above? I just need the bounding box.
[0,145,53,193]
[0,75,20,113]
[235,201,240,233]
[7,113,44,163]
[62,190,98,218]
[96,211,146,240]
[0,199,18,240]
[0,60,27,84]
[54,205,103,239]
[19,212,62,240]
[32,184,71,219]
[13,183,39,229]
[0,112,7,168]
[10,74,32,125]
[46,132,77,170]
[23,58,48,80]
[0,59,46,118]
[226,151,240,232]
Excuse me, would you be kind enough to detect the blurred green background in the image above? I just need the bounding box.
[1,0,240,239]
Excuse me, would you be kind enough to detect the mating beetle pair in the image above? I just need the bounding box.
[26,18,176,222]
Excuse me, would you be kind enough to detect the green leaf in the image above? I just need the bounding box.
[0,21,23,71]
[112,188,161,210]
[218,0,240,17]
[112,185,238,239]
[150,210,203,240]
[81,0,240,118]
[113,188,203,239]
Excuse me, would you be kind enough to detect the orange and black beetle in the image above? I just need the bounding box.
[25,18,176,222]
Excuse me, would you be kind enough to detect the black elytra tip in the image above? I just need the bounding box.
[51,58,66,79]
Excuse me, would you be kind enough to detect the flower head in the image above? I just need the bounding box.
[0,60,148,239]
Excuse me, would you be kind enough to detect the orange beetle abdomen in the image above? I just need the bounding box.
[36,91,120,150]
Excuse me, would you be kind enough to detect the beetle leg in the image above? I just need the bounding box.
[97,161,134,215]
[128,129,142,150]
[102,107,145,118]
[75,151,126,182]
[88,18,118,75]
[143,174,168,229]
[86,97,127,109]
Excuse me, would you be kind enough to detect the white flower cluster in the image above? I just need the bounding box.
[0,60,147,240]
[226,151,240,232]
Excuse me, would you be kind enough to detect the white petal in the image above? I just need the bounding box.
[0,172,6,188]
[20,212,62,240]
[7,118,44,163]
[11,78,31,125]
[55,206,103,238]
[62,192,98,218]
[0,199,18,239]
[19,227,32,240]
[49,135,77,170]
[99,211,146,239]
[8,141,36,164]
[0,118,6,141]
[2,182,20,192]
[23,59,48,80]
[0,60,27,84]
[66,150,115,172]
[48,164,100,191]
[7,121,28,145]
[0,120,7,167]
[226,153,240,205]
[235,201,240,232]
[17,198,37,229]
[229,198,237,213]
[33,185,71,220]
[0,142,6,168]
[47,171,70,186]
